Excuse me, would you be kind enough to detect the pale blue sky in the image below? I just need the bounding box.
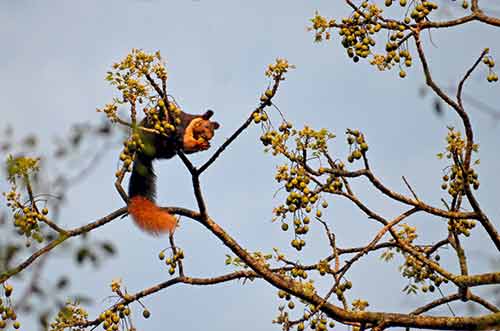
[1,1,499,330]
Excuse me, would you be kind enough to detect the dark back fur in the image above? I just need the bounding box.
[128,153,156,201]
[128,109,219,200]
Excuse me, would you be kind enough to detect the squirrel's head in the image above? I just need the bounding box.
[192,110,220,141]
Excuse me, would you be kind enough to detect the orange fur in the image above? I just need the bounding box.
[128,114,218,236]
[183,118,212,152]
[128,196,177,235]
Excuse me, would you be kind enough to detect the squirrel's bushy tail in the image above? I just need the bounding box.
[128,154,177,235]
[128,196,177,234]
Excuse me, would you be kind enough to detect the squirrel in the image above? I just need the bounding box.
[127,109,220,235]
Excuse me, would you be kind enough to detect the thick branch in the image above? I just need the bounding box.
[192,213,500,329]
[454,272,500,287]
[177,143,500,330]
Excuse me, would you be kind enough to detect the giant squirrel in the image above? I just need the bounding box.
[128,109,220,235]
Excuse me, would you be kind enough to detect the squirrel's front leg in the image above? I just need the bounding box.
[183,136,210,152]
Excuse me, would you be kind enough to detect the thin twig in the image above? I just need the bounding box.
[336,208,418,280]
[411,294,461,315]
[402,176,419,201]
[169,233,184,277]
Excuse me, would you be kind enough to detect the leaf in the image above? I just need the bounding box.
[76,247,89,264]
[97,122,112,135]
[22,135,37,148]
[32,284,46,297]
[5,244,21,265]
[1,143,11,152]
[433,99,443,116]
[56,277,69,290]
[60,306,73,319]
[72,295,92,305]
[38,311,50,328]
[380,250,394,262]
[100,242,116,256]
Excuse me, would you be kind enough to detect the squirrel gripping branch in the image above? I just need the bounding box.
[128,109,220,235]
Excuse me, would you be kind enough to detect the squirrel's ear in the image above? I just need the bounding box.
[212,121,220,130]
[202,110,214,119]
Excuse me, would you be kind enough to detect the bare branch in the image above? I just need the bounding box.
[198,73,283,174]
[414,32,473,167]
[402,176,419,201]
[337,208,419,279]
[411,293,462,315]
[198,114,255,175]
[468,293,500,313]
[456,48,489,111]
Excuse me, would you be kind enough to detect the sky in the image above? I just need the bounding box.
[1,1,499,331]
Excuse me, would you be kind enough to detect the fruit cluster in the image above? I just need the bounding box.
[0,285,20,330]
[252,111,269,124]
[483,55,499,82]
[49,303,88,331]
[265,58,295,80]
[158,248,184,275]
[308,317,335,331]
[275,284,336,331]
[308,1,443,79]
[273,164,325,251]
[438,128,480,198]
[3,155,48,241]
[400,253,447,290]
[116,133,144,178]
[408,2,439,21]
[97,305,132,331]
[337,3,383,63]
[259,122,292,156]
[346,129,368,163]
[147,100,178,135]
[3,190,46,242]
[448,218,476,237]
[441,165,480,198]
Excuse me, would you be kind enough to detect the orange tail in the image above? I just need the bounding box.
[128,196,177,235]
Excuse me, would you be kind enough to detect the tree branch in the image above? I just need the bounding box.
[0,207,128,284]
[198,73,283,174]
[411,293,462,315]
